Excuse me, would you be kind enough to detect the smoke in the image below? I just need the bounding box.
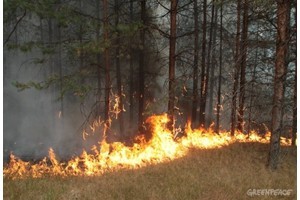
[3,50,84,162]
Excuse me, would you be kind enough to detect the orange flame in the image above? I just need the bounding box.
[4,114,292,179]
[111,93,125,119]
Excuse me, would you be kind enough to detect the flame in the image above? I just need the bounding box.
[4,114,293,179]
[110,93,125,119]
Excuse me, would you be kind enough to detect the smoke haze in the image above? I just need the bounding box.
[4,50,85,161]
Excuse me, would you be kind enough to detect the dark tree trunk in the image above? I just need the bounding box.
[207,5,218,126]
[138,0,146,131]
[57,20,63,118]
[268,0,290,170]
[230,0,241,136]
[48,19,56,129]
[103,0,111,131]
[289,0,297,146]
[291,2,296,146]
[237,0,249,133]
[205,0,215,128]
[292,62,296,146]
[199,0,208,127]
[192,0,199,128]
[79,0,84,71]
[115,0,124,136]
[168,0,177,133]
[247,31,259,135]
[129,0,134,126]
[96,0,102,118]
[216,0,223,134]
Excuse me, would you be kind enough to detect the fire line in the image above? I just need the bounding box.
[4,114,292,179]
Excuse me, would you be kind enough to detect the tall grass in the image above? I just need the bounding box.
[4,142,296,200]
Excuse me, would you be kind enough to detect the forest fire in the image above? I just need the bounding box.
[4,114,292,179]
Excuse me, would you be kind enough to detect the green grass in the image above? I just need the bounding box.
[4,142,296,200]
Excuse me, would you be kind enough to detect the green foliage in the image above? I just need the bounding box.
[81,40,106,55]
[60,74,93,101]
[4,0,160,109]
[19,42,36,52]
[7,41,55,55]
[12,81,44,91]
[114,22,142,36]
[12,75,59,92]
[12,72,93,102]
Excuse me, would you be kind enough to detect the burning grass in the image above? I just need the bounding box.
[3,114,296,199]
[4,142,296,200]
[4,114,293,179]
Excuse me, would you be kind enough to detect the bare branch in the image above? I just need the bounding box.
[4,10,26,45]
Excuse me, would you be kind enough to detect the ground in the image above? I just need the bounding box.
[4,142,296,200]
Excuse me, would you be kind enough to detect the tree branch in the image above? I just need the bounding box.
[4,9,26,45]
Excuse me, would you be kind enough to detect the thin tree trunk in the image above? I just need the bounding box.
[48,19,55,129]
[138,0,146,131]
[168,0,177,133]
[207,5,218,126]
[115,0,124,137]
[96,0,102,118]
[247,31,259,135]
[40,18,47,78]
[291,1,296,146]
[58,20,63,118]
[292,62,296,145]
[237,0,249,133]
[129,0,134,126]
[199,0,207,127]
[268,0,290,170]
[103,0,111,131]
[48,19,53,85]
[192,0,199,128]
[205,0,215,128]
[79,0,84,71]
[216,0,223,134]
[230,0,241,136]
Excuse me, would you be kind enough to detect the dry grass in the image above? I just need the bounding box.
[4,142,296,200]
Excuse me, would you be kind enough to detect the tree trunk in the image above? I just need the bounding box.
[138,0,146,131]
[268,0,290,170]
[292,62,296,146]
[216,0,223,134]
[57,19,63,119]
[129,0,134,127]
[205,0,215,128]
[199,0,207,127]
[168,0,177,133]
[230,0,241,136]
[96,0,102,118]
[48,19,56,129]
[207,5,218,126]
[79,0,84,71]
[291,1,296,146]
[115,0,124,137]
[247,31,259,135]
[103,0,111,132]
[191,0,199,128]
[237,0,249,133]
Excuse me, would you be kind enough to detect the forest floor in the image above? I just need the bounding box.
[4,142,296,200]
